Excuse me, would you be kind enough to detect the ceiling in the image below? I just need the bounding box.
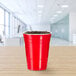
[0,0,75,25]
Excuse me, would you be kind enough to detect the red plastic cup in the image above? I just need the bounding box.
[23,31,51,70]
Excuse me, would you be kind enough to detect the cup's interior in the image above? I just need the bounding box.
[24,31,50,34]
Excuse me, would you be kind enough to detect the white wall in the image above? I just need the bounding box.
[69,12,76,41]
[30,24,50,32]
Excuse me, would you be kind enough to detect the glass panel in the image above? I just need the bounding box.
[14,17,18,34]
[0,25,4,35]
[17,20,22,33]
[0,8,4,24]
[14,17,18,28]
[5,11,9,26]
[22,23,27,32]
[14,28,17,34]
[5,11,10,38]
[0,7,4,42]
[13,17,27,36]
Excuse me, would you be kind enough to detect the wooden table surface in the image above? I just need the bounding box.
[0,46,76,76]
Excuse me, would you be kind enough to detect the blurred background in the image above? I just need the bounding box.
[0,0,76,46]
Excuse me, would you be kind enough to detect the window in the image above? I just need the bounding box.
[0,7,4,41]
[0,8,4,24]
[0,5,27,41]
[13,16,27,36]
[5,11,10,38]
[14,17,18,34]
[17,20,22,33]
[22,23,27,32]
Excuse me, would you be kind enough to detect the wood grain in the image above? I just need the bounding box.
[0,46,76,76]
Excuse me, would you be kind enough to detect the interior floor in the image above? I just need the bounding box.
[0,37,76,46]
[51,37,74,46]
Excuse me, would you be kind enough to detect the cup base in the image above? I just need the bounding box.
[27,68,47,71]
